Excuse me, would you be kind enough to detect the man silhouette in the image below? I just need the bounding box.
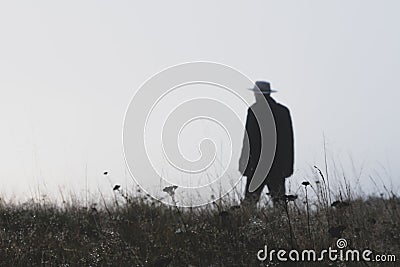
[239,81,294,207]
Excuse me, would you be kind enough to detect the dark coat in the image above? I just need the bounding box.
[239,96,294,179]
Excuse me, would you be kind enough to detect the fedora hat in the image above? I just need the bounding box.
[248,81,277,94]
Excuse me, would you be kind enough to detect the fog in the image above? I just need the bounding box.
[0,1,399,202]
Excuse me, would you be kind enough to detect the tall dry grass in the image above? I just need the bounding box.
[0,168,399,266]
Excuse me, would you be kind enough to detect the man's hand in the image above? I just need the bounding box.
[239,156,253,175]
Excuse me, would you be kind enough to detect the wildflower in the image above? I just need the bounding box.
[285,194,298,202]
[163,185,178,197]
[113,184,121,191]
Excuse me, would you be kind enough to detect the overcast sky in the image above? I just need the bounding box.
[1,1,399,202]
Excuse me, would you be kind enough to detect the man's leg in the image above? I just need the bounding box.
[243,175,264,208]
[265,176,286,205]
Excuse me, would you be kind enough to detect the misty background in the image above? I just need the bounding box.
[1,1,399,202]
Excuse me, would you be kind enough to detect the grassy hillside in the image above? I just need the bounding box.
[0,182,398,266]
